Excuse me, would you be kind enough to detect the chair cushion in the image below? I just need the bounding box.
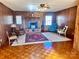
[58,30,64,34]
[9,36,17,40]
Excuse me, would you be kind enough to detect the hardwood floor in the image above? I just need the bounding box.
[0,41,79,59]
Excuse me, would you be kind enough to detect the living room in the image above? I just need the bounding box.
[0,0,79,59]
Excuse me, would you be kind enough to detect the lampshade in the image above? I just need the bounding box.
[11,24,16,28]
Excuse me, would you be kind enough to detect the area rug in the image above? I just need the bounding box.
[25,33,48,42]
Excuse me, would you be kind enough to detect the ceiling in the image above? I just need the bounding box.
[0,0,77,12]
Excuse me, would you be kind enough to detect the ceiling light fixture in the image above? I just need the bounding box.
[38,3,50,11]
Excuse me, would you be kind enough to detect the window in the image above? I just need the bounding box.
[16,16,22,24]
[57,16,66,26]
[45,16,52,25]
[4,16,13,24]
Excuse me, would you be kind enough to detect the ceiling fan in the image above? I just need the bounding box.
[40,3,50,8]
[38,3,50,11]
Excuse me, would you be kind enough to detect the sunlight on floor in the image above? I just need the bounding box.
[44,41,53,49]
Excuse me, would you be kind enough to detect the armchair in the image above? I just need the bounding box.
[57,25,68,37]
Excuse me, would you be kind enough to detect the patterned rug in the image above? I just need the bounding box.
[25,33,48,42]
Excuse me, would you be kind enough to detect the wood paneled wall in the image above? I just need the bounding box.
[56,6,77,39]
[13,11,44,29]
[74,0,79,51]
[0,3,13,45]
[13,11,56,29]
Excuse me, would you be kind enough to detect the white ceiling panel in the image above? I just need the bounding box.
[0,0,77,12]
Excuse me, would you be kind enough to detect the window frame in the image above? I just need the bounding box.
[45,15,52,25]
[16,15,22,25]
